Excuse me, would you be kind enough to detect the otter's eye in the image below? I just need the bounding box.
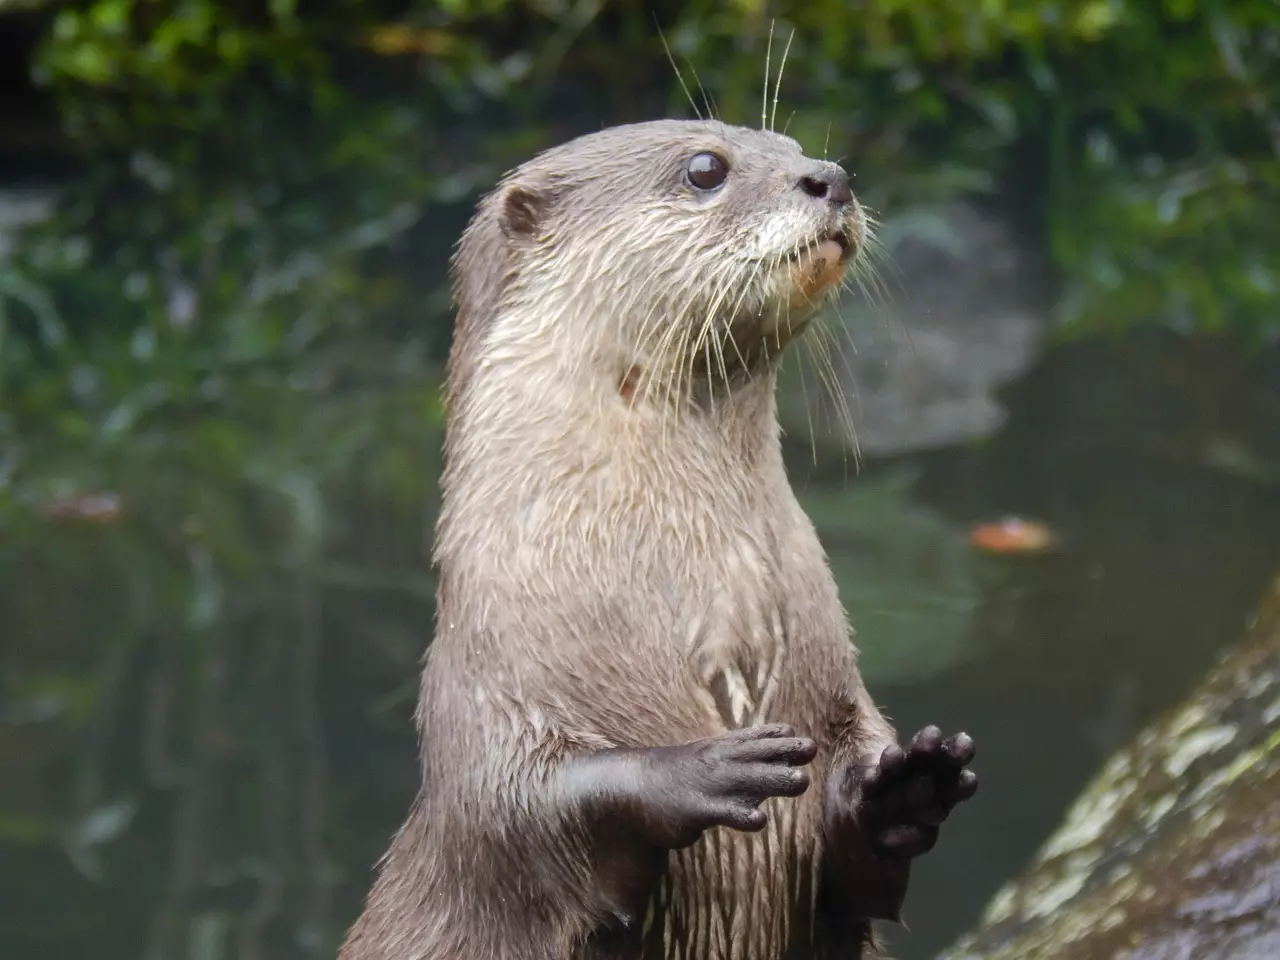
[686,153,729,191]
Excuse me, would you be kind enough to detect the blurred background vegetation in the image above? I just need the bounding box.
[1,2,1278,959]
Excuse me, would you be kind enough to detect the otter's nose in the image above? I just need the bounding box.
[798,165,853,206]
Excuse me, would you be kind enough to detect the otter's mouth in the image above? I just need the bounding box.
[825,227,856,260]
[781,227,855,306]
[786,227,855,266]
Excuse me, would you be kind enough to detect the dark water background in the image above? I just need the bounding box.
[3,12,1280,960]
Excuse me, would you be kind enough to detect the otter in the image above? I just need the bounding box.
[340,119,977,960]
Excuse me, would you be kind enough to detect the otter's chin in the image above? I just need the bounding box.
[788,239,848,305]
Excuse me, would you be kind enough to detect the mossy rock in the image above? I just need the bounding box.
[939,575,1280,960]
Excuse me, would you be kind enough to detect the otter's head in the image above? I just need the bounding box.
[448,119,865,405]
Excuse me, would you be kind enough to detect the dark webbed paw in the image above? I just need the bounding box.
[642,723,818,846]
[568,724,817,924]
[855,725,977,859]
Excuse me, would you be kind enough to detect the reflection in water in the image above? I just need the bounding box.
[3,52,1280,960]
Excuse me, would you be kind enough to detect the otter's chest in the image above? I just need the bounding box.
[666,532,787,729]
[640,774,825,960]
[642,561,833,960]
[664,528,812,731]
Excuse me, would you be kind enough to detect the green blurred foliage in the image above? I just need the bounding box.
[24,0,1280,341]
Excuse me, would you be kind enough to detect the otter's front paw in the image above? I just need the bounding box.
[635,724,818,848]
[854,725,976,859]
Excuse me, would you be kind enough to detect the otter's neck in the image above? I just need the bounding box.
[435,318,791,569]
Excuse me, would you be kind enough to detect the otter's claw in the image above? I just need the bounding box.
[852,725,977,859]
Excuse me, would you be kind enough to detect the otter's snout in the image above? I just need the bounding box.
[797,164,853,207]
[793,159,862,263]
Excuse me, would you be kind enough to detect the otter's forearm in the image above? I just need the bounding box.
[820,755,912,924]
[817,685,912,922]
[558,725,818,926]
[820,721,978,928]
[558,748,686,926]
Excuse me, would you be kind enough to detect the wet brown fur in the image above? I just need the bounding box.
[341,120,909,960]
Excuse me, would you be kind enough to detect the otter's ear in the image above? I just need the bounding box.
[499,182,554,242]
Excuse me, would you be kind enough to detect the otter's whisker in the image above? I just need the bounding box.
[626,286,678,411]
[810,316,862,472]
[782,231,805,329]
[770,27,795,133]
[703,337,718,416]
[820,272,867,417]
[657,21,702,120]
[818,307,862,428]
[846,231,914,361]
[809,337,860,484]
[710,257,753,389]
[631,274,679,363]
[688,312,722,388]
[861,239,903,314]
[762,20,775,132]
[790,337,820,466]
[772,268,821,465]
[687,308,720,413]
[670,284,709,428]
[825,295,878,431]
[688,263,743,408]
[627,253,721,423]
[712,328,731,402]
[721,258,768,376]
[774,234,865,471]
[850,250,892,309]
[766,242,793,356]
[656,258,737,439]
[635,248,707,363]
[825,294,861,367]
[687,59,719,122]
[650,288,694,427]
[653,314,685,449]
[709,252,768,378]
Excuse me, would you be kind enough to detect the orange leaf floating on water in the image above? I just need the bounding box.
[969,516,1057,555]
